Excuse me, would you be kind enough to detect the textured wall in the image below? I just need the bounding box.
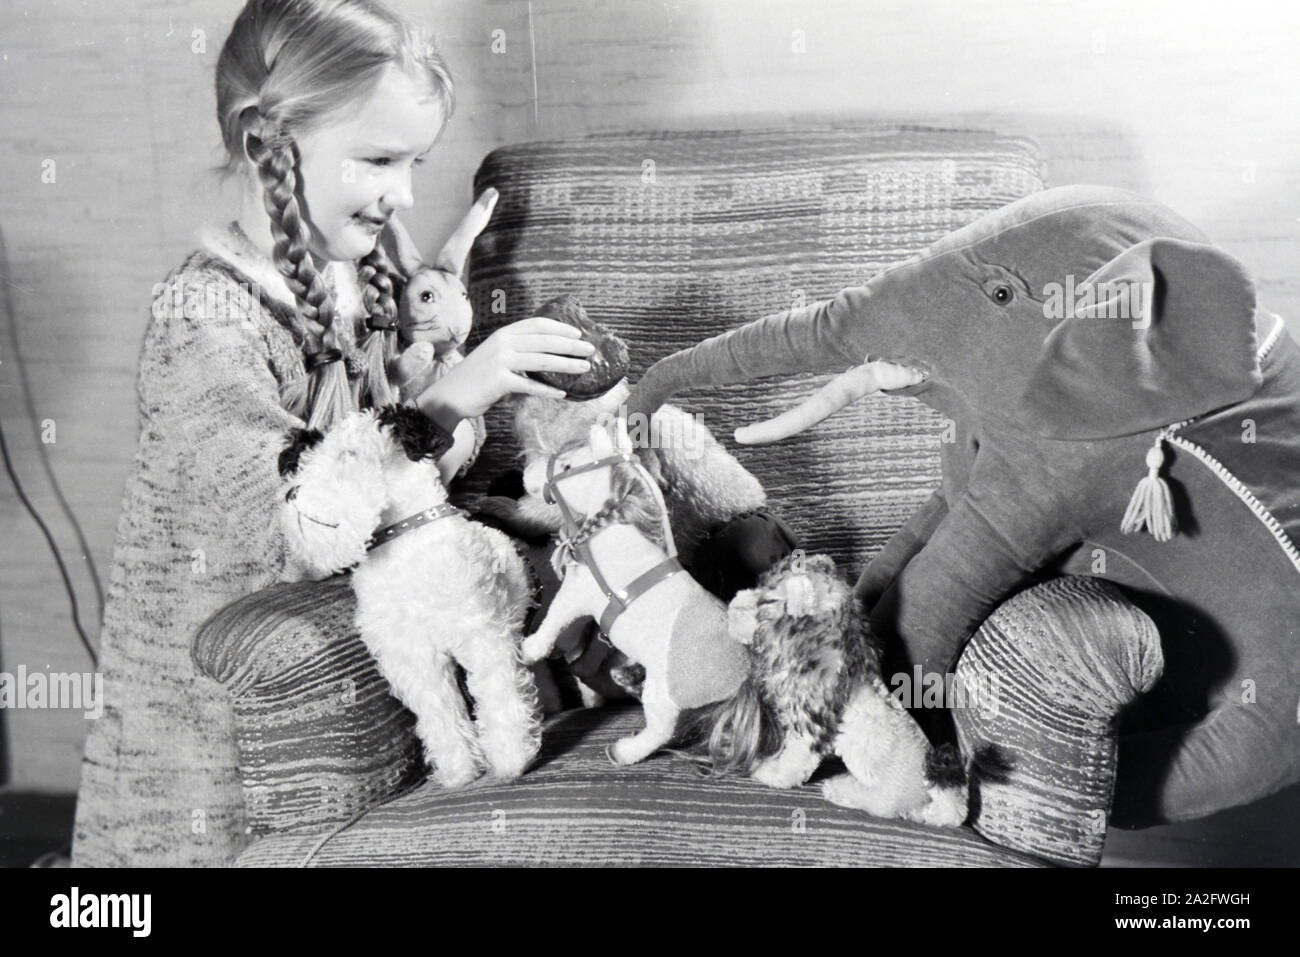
[1,0,1297,789]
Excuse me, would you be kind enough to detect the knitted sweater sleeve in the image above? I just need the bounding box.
[142,267,328,589]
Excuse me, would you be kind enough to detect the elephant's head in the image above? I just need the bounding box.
[626,186,1263,442]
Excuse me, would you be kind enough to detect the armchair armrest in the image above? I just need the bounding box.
[953,575,1164,867]
[193,577,422,837]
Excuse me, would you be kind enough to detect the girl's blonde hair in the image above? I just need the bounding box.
[215,0,454,429]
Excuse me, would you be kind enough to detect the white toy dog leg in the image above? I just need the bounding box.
[417,652,486,788]
[820,772,916,816]
[459,632,541,780]
[827,683,932,820]
[827,682,968,826]
[608,674,678,765]
[751,733,822,789]
[907,782,970,828]
[522,571,592,665]
[484,534,565,717]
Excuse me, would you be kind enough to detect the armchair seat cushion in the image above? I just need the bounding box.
[196,568,1157,867]
[234,705,1047,868]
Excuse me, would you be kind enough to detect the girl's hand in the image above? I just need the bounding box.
[416,317,594,428]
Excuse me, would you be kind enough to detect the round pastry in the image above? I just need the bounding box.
[530,295,630,399]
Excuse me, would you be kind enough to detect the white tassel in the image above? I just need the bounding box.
[1121,440,1176,542]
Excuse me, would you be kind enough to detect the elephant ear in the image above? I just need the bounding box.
[1020,237,1261,440]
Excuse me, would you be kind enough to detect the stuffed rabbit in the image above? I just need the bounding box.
[386,189,499,482]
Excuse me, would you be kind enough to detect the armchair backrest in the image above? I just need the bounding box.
[463,125,1044,572]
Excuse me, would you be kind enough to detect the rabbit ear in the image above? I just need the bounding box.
[380,215,426,278]
[434,188,499,276]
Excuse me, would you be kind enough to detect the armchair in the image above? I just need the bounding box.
[194,124,1164,867]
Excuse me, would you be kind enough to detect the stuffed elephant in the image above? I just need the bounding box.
[626,185,1300,828]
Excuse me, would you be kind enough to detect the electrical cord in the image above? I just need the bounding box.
[0,224,102,668]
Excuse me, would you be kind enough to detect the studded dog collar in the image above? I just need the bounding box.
[366,503,465,552]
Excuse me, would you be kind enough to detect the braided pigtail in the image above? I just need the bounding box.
[352,238,404,409]
[247,128,357,432]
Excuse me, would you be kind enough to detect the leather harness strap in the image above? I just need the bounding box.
[545,444,680,638]
[597,557,684,636]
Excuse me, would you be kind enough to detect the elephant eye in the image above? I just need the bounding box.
[990,284,1014,305]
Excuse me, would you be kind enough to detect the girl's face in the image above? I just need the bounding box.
[294,66,444,262]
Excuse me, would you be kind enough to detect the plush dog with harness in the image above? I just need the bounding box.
[520,417,968,826]
[278,405,543,787]
[521,416,752,764]
[481,297,797,705]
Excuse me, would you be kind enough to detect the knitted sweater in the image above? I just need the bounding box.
[72,224,377,866]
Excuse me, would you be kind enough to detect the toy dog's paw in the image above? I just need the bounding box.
[520,634,552,665]
[911,785,969,829]
[430,745,485,789]
[726,589,761,645]
[478,727,541,783]
[820,773,868,809]
[820,773,909,819]
[752,757,810,790]
[751,765,801,789]
[482,757,532,783]
[433,763,482,790]
[606,739,645,766]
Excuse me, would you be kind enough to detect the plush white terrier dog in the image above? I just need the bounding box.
[278,405,541,787]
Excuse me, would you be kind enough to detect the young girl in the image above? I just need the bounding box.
[71,0,592,867]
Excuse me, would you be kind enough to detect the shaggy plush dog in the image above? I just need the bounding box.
[278,405,541,787]
[723,553,969,827]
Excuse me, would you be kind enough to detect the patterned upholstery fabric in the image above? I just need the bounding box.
[235,705,1047,868]
[193,577,422,837]
[193,125,1162,867]
[462,126,1043,571]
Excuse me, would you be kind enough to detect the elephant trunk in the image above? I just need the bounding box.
[626,295,858,418]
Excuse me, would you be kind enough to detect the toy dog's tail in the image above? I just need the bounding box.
[672,675,780,776]
[705,674,782,775]
[912,739,973,829]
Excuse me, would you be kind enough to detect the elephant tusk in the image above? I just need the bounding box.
[735,361,924,445]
